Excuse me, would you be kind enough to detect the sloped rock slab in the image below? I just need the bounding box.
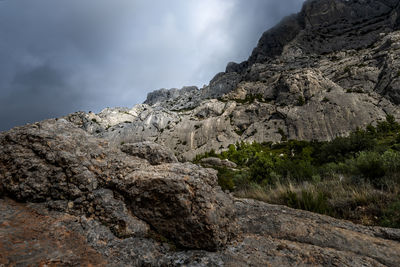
[2,197,400,266]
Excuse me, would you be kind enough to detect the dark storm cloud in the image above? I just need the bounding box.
[0,0,305,131]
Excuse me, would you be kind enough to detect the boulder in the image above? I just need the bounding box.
[0,119,236,250]
[117,163,236,249]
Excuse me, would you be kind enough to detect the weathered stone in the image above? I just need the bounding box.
[200,157,237,169]
[0,198,108,266]
[117,163,236,250]
[0,119,236,250]
[144,86,199,107]
[232,198,400,267]
[121,141,178,165]
[2,197,400,266]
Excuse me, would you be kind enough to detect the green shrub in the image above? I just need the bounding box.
[192,149,218,163]
[380,198,400,228]
[193,117,400,214]
[354,151,385,185]
[314,129,376,164]
[382,150,400,174]
[276,159,316,182]
[234,94,265,104]
[249,154,274,184]
[296,96,305,106]
[377,114,400,134]
[216,167,236,191]
[216,167,252,192]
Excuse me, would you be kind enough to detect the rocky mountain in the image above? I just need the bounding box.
[66,0,400,160]
[2,0,400,266]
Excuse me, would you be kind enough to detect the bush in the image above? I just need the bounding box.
[354,151,385,185]
[377,114,400,134]
[249,153,274,184]
[275,159,316,182]
[314,129,376,164]
[216,167,236,191]
[193,149,218,163]
[191,116,400,229]
[382,150,400,174]
[215,167,253,192]
[380,198,400,228]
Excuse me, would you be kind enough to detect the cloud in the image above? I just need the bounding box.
[0,0,305,131]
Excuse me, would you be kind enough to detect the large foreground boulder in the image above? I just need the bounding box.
[0,118,236,250]
[116,163,234,249]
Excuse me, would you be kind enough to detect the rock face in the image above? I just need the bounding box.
[248,0,400,64]
[0,119,236,250]
[67,0,400,160]
[121,141,178,165]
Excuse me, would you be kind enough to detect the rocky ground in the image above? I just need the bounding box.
[2,197,400,266]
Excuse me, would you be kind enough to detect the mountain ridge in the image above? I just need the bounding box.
[67,0,400,160]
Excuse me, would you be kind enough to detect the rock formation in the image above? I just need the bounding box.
[0,119,236,250]
[2,0,400,266]
[66,0,400,160]
[199,157,238,169]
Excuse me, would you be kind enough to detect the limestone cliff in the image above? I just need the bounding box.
[68,0,400,160]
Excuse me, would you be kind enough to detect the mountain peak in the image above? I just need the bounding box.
[247,0,400,65]
[99,0,400,160]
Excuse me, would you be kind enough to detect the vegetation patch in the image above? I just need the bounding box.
[194,115,400,228]
[296,96,306,106]
[278,128,287,141]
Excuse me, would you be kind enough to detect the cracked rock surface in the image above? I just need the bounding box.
[1,197,400,266]
[0,118,236,251]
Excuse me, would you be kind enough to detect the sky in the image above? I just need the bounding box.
[0,0,305,131]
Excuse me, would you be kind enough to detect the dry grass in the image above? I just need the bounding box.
[234,175,400,227]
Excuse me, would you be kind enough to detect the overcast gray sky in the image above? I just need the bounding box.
[0,0,305,131]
